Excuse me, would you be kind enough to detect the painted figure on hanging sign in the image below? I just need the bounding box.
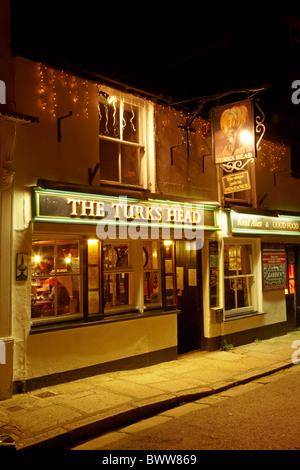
[212,99,256,164]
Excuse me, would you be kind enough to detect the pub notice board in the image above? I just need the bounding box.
[262,244,287,291]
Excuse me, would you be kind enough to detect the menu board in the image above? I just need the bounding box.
[209,241,219,307]
[262,244,287,291]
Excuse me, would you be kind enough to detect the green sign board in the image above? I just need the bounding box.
[230,211,300,236]
[32,187,219,232]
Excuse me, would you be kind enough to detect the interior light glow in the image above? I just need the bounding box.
[88,239,99,245]
[34,255,41,263]
[163,240,173,246]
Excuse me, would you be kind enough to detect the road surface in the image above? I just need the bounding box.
[72,365,300,450]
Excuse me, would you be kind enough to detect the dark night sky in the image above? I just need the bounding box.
[9,2,300,143]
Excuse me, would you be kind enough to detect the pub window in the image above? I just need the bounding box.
[161,240,177,309]
[143,240,161,307]
[99,90,146,187]
[31,240,81,322]
[224,243,254,317]
[86,239,103,320]
[103,242,133,314]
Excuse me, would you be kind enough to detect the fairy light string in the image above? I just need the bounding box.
[38,69,288,174]
[37,63,90,119]
[258,139,288,172]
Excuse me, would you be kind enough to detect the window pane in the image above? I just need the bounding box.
[143,240,159,270]
[237,277,251,308]
[100,139,119,181]
[121,144,140,185]
[103,244,128,268]
[31,240,80,320]
[32,241,55,276]
[115,273,129,306]
[240,245,251,274]
[104,273,131,308]
[225,278,236,311]
[143,241,161,305]
[115,245,129,267]
[54,276,71,315]
[123,103,139,143]
[224,244,252,276]
[56,241,80,274]
[31,276,79,318]
[99,101,120,138]
[144,270,160,303]
[104,274,113,308]
[31,277,55,318]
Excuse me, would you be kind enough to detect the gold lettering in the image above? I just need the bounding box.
[81,200,95,217]
[134,205,146,220]
[192,211,201,224]
[167,208,177,222]
[184,210,192,223]
[95,201,104,217]
[177,209,184,222]
[145,206,153,220]
[154,207,162,221]
[125,205,134,219]
[67,198,80,216]
[112,203,123,218]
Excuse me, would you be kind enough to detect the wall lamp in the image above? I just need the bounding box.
[98,90,117,104]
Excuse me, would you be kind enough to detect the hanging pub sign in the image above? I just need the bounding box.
[212,99,256,165]
[222,170,251,194]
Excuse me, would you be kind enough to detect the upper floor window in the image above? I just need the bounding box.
[98,88,154,188]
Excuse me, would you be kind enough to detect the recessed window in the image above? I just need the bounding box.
[103,243,133,312]
[224,243,254,317]
[143,240,161,306]
[31,240,81,321]
[99,91,146,186]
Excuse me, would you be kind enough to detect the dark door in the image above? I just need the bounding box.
[286,245,300,326]
[175,240,203,354]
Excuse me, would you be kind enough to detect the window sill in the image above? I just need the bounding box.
[29,308,180,335]
[225,310,265,322]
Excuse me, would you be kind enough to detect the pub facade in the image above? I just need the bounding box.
[1,4,300,399]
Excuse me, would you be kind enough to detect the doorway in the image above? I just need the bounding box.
[286,245,300,326]
[175,240,203,354]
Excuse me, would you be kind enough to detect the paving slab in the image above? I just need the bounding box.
[0,330,299,450]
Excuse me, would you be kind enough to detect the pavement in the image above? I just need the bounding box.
[1,329,300,451]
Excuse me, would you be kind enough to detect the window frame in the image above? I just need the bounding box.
[30,234,176,329]
[143,240,162,310]
[98,88,147,187]
[98,88,149,188]
[223,241,256,318]
[102,240,134,315]
[31,238,83,325]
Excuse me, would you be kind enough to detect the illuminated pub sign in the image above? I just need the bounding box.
[212,99,256,165]
[230,211,300,235]
[222,171,251,194]
[32,187,218,233]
